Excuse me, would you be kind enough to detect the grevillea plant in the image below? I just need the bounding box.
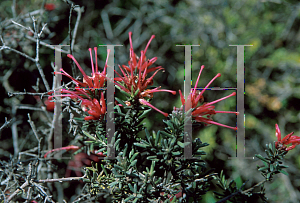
[40,32,298,203]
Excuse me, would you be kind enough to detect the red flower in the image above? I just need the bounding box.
[56,47,109,99]
[44,3,55,11]
[50,90,106,121]
[44,96,55,112]
[111,32,176,116]
[178,65,239,130]
[51,47,109,120]
[275,124,299,151]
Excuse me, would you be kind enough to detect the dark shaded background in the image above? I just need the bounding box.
[1,0,300,202]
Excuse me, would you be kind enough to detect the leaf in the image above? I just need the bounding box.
[134,183,137,193]
[129,160,138,168]
[115,97,127,108]
[155,131,161,146]
[279,169,289,176]
[255,154,269,163]
[177,141,190,148]
[258,166,269,171]
[134,88,140,97]
[171,151,181,156]
[160,130,173,138]
[147,155,158,160]
[134,143,148,148]
[150,161,155,174]
[138,108,151,119]
[116,85,132,97]
[83,130,96,140]
[130,152,139,162]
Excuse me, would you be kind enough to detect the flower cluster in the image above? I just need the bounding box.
[177,65,239,130]
[113,32,176,116]
[51,32,239,125]
[275,124,300,151]
[51,47,109,121]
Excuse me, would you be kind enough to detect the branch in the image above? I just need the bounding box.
[240,180,266,195]
[36,176,87,183]
[25,35,70,54]
[6,181,29,203]
[0,117,13,134]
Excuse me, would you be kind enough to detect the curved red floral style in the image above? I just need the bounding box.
[178,65,239,130]
[111,32,176,116]
[55,47,109,99]
[50,47,109,120]
[50,90,106,121]
[275,124,300,151]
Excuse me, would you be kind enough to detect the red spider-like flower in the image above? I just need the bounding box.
[275,124,300,151]
[111,32,176,116]
[51,47,109,120]
[50,90,106,121]
[56,47,110,99]
[178,65,239,130]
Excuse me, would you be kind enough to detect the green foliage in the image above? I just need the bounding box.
[81,101,215,202]
[255,142,289,181]
[213,171,268,202]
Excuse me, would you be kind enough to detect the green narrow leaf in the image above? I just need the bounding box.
[270,164,274,172]
[129,148,134,158]
[269,143,272,150]
[155,131,160,146]
[115,97,127,108]
[152,131,156,140]
[134,183,137,193]
[258,166,269,171]
[116,85,132,97]
[134,143,148,148]
[177,141,190,148]
[83,130,96,140]
[255,154,269,163]
[147,155,157,160]
[150,161,155,174]
[129,160,138,168]
[279,169,289,176]
[134,88,140,97]
[128,183,134,192]
[160,131,173,138]
[130,152,139,162]
[138,108,151,119]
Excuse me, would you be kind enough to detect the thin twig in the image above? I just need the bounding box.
[8,91,48,97]
[68,3,77,77]
[11,105,20,157]
[240,180,266,195]
[216,179,267,203]
[0,117,13,134]
[6,181,29,203]
[11,0,17,18]
[25,35,70,54]
[27,113,40,141]
[36,176,87,183]
[0,36,35,61]
[71,6,83,50]
[11,20,34,33]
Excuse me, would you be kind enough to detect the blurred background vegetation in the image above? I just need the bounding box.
[1,0,300,202]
